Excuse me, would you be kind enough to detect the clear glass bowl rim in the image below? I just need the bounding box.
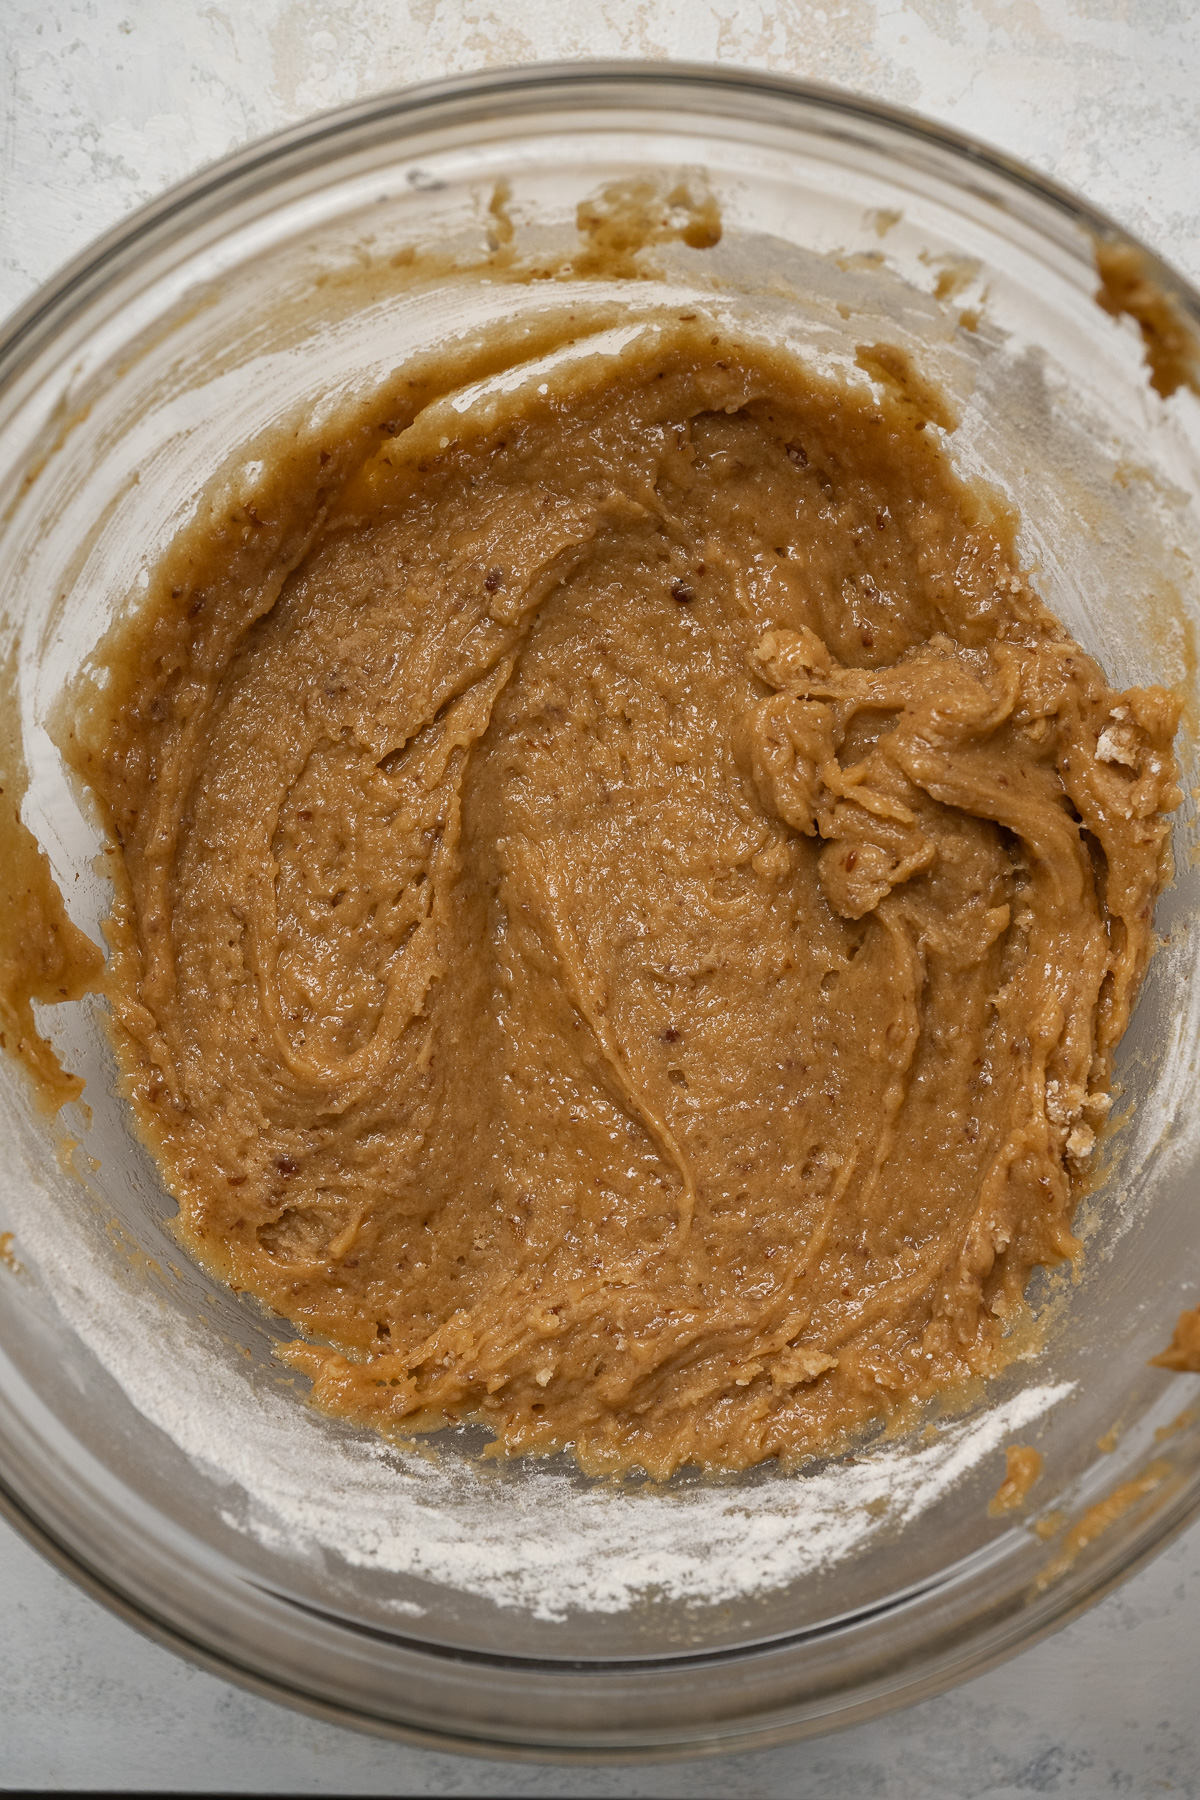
[2,57,1199,1764]
[6,56,1200,382]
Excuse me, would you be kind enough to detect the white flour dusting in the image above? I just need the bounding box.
[6,1150,1072,1622]
[212,1378,1070,1621]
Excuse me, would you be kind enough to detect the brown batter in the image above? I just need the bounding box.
[988,1444,1042,1515]
[61,316,1181,1476]
[1151,1307,1200,1372]
[1033,1458,1171,1592]
[0,652,105,1109]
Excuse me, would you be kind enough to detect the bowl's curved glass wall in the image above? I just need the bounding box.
[1,65,1199,1759]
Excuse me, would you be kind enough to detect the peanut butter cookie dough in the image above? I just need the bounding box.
[62,316,1181,1477]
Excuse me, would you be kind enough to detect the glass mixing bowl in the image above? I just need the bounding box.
[1,62,1199,1763]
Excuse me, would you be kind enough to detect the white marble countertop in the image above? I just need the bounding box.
[2,2,1199,1793]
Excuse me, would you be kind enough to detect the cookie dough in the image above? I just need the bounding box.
[68,318,1181,1475]
[988,1444,1043,1515]
[1151,1307,1200,1372]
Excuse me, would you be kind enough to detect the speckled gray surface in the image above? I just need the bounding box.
[3,1515,1200,1793]
[2,1,1200,1792]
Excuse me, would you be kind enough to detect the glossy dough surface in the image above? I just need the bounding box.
[75,322,1181,1475]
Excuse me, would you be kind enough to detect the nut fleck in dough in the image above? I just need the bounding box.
[70,321,1181,1477]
